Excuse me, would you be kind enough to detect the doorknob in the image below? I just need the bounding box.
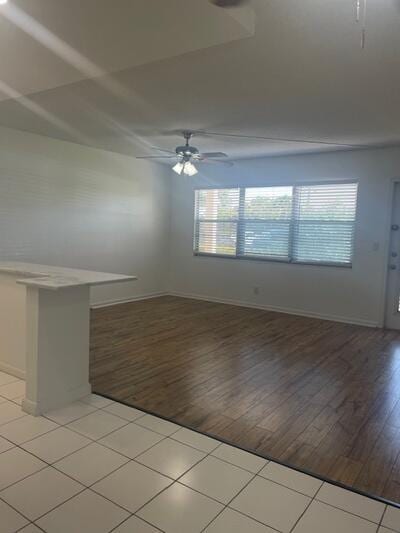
[390,264,397,270]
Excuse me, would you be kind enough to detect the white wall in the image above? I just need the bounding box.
[1,125,397,326]
[168,147,400,327]
[0,126,171,305]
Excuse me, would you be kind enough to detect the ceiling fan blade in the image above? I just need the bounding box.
[150,147,177,154]
[192,130,364,148]
[199,152,228,158]
[136,155,176,159]
[199,158,234,167]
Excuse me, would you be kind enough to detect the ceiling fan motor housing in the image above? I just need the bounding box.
[176,145,199,160]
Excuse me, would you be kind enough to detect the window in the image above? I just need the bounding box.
[194,182,358,266]
[194,188,240,256]
[241,186,293,260]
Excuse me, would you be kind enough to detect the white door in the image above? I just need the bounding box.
[385,183,400,330]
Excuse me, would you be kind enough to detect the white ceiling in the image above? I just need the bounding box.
[0,0,400,160]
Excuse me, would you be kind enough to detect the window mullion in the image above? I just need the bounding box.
[193,192,200,253]
[236,188,246,257]
[288,186,299,262]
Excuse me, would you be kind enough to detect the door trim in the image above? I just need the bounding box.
[383,178,400,328]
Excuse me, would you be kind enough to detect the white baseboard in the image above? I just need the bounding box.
[91,291,168,309]
[23,382,91,416]
[0,361,25,379]
[90,289,379,328]
[168,290,380,328]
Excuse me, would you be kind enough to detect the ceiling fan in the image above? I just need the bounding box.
[136,131,232,176]
[135,129,365,175]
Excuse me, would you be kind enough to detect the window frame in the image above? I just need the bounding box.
[193,180,358,268]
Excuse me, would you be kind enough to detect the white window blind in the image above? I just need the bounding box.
[194,182,358,266]
[292,183,358,264]
[240,186,293,260]
[194,188,240,256]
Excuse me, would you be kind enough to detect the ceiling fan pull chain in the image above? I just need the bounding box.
[355,0,361,22]
[361,0,367,49]
[355,0,367,48]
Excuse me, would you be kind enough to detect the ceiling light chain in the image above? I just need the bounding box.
[355,0,367,48]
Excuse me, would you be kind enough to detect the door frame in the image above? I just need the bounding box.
[382,178,400,329]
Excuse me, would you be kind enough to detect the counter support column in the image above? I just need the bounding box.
[22,285,92,416]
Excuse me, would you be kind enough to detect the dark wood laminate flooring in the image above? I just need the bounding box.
[90,296,400,504]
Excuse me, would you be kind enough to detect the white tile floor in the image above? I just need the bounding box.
[0,370,399,533]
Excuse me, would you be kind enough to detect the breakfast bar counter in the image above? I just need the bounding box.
[0,262,136,415]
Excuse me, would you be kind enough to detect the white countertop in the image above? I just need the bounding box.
[0,262,137,290]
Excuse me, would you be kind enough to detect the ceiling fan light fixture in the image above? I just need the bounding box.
[183,161,198,176]
[172,161,184,175]
[172,160,198,177]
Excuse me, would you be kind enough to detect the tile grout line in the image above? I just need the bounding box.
[377,504,387,533]
[313,496,387,526]
[199,460,280,533]
[226,464,291,531]
[208,448,268,473]
[88,435,173,490]
[129,440,224,521]
[255,469,322,499]
[288,492,314,533]
[290,473,323,533]
[107,514,165,533]
[15,521,46,533]
[133,416,182,437]
[311,475,388,527]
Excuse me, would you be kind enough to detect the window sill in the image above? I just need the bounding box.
[193,252,352,269]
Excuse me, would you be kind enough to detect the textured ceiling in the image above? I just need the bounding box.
[0,0,400,160]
